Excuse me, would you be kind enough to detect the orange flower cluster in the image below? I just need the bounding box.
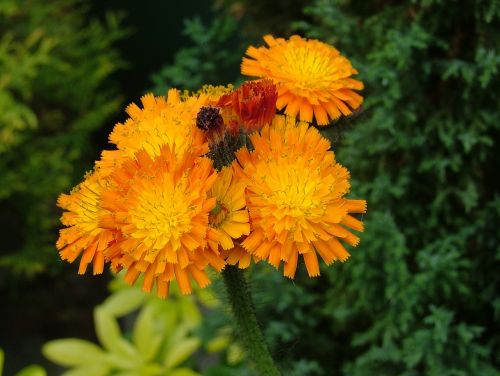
[57,35,366,297]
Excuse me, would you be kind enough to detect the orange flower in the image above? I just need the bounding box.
[218,79,278,132]
[235,116,367,277]
[99,146,225,297]
[97,86,232,176]
[205,166,257,269]
[241,35,363,125]
[56,171,115,275]
[106,90,208,160]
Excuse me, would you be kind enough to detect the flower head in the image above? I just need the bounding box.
[56,171,115,275]
[241,35,363,125]
[97,88,232,176]
[235,116,367,277]
[218,79,277,132]
[108,90,208,158]
[205,166,254,268]
[100,146,224,297]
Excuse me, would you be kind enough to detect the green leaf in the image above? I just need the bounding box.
[113,368,161,376]
[15,365,46,376]
[163,338,201,369]
[94,306,138,359]
[206,335,230,353]
[131,364,164,376]
[227,343,244,365]
[102,288,146,317]
[61,365,111,376]
[0,348,4,376]
[167,368,199,376]
[178,298,201,330]
[196,287,220,309]
[132,303,165,361]
[42,339,106,366]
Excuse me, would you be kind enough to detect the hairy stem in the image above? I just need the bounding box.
[222,265,281,375]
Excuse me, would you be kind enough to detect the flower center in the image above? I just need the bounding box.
[258,161,325,222]
[209,201,229,228]
[128,175,194,251]
[283,48,331,84]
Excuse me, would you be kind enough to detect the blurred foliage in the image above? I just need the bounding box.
[153,0,500,374]
[43,276,246,375]
[0,349,46,376]
[151,15,241,94]
[214,0,309,38]
[0,0,127,277]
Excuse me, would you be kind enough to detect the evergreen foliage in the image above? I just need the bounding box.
[0,0,127,276]
[294,1,500,374]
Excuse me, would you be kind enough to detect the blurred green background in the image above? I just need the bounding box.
[1,0,499,375]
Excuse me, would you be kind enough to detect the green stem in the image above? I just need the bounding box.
[222,265,281,375]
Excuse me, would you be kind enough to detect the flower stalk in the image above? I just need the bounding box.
[222,265,281,376]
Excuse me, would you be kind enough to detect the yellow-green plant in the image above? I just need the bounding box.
[0,0,127,276]
[43,284,202,375]
[43,275,244,375]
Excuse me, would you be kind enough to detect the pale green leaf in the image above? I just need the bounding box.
[0,348,4,376]
[227,343,245,365]
[195,288,220,309]
[130,363,164,376]
[163,338,201,369]
[178,298,201,329]
[94,306,138,359]
[102,288,146,317]
[132,304,164,361]
[15,365,46,376]
[206,335,230,353]
[42,339,106,366]
[61,365,111,376]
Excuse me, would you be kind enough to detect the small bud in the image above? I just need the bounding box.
[196,106,224,132]
[218,79,277,132]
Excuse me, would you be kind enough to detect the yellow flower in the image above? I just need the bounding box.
[241,35,363,125]
[235,115,367,278]
[206,166,254,268]
[100,146,224,297]
[56,170,115,275]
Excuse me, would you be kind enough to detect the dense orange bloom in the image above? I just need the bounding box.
[56,171,115,275]
[57,34,369,298]
[99,147,225,297]
[218,80,278,132]
[235,116,367,277]
[241,35,363,125]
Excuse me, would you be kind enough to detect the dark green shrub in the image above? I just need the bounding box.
[293,1,500,374]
